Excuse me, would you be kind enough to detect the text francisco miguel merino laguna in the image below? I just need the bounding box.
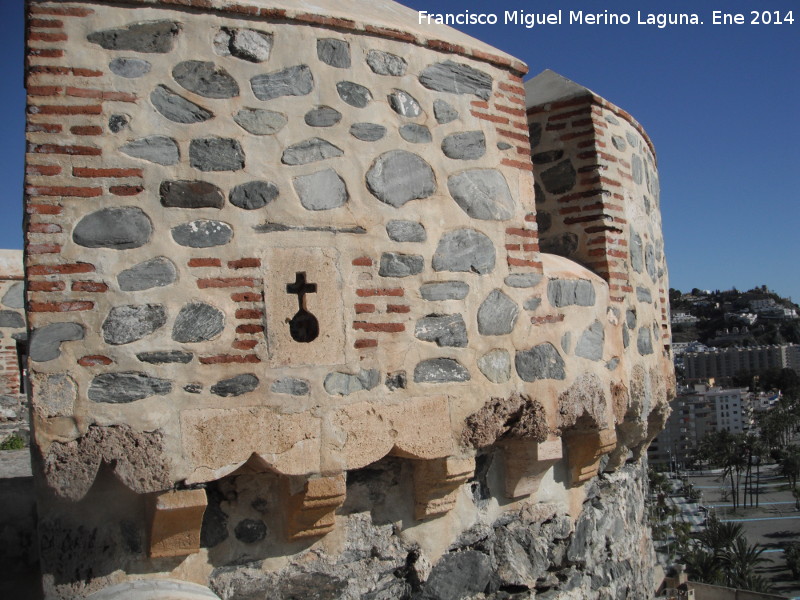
[418,9,703,29]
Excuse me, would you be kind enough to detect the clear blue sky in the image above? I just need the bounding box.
[1,1,797,301]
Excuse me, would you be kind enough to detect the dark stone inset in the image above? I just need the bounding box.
[293,169,348,211]
[281,138,343,165]
[504,273,542,288]
[540,232,579,258]
[317,39,350,68]
[184,383,203,394]
[421,550,492,599]
[151,85,213,124]
[477,289,519,335]
[540,159,577,195]
[304,106,342,127]
[433,99,458,124]
[189,138,244,172]
[0,311,24,328]
[419,60,492,99]
[102,304,167,345]
[414,358,470,383]
[442,131,486,160]
[366,150,435,208]
[399,124,432,144]
[336,81,371,108]
[497,142,512,150]
[172,302,225,342]
[349,123,386,141]
[385,371,407,391]
[432,229,495,274]
[420,281,469,301]
[379,252,424,278]
[88,372,172,404]
[120,136,179,165]
[234,518,267,544]
[29,323,84,362]
[109,57,151,78]
[73,207,152,249]
[637,328,653,355]
[387,90,421,117]
[531,150,564,165]
[547,279,596,307]
[251,65,313,101]
[575,320,604,361]
[515,343,566,381]
[529,122,542,148]
[87,21,180,53]
[233,108,287,135]
[160,180,225,209]
[172,61,239,99]
[414,314,468,347]
[214,28,272,62]
[366,50,407,76]
[136,351,193,364]
[447,169,515,221]
[211,374,259,397]
[271,378,309,396]
[611,136,626,151]
[386,220,426,242]
[171,220,233,248]
[229,181,279,211]
[108,114,129,133]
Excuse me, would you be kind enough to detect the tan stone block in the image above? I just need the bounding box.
[284,473,346,540]
[502,437,563,498]
[148,489,207,558]
[564,428,617,486]
[412,457,474,521]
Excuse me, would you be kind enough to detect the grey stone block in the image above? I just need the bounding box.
[102,304,167,345]
[387,89,420,117]
[420,281,469,301]
[442,131,486,160]
[73,207,152,249]
[448,169,515,220]
[29,323,84,362]
[366,150,435,207]
[637,328,653,355]
[523,297,542,311]
[420,550,492,599]
[251,65,313,101]
[108,114,129,133]
[378,252,424,277]
[547,279,596,307]
[118,257,177,292]
[386,220,426,242]
[150,85,212,124]
[432,229,495,274]
[419,60,492,99]
[477,289,519,335]
[515,343,566,381]
[636,287,652,303]
[399,124,432,144]
[505,273,542,288]
[88,372,172,404]
[172,60,239,99]
[415,314,468,347]
[215,28,272,62]
[189,138,244,172]
[109,57,151,78]
[413,358,470,383]
[172,302,225,342]
[317,38,350,68]
[336,81,371,108]
[230,181,279,210]
[87,21,179,53]
[433,99,458,124]
[120,136,179,165]
[281,138,343,165]
[611,135,626,151]
[540,159,577,194]
[293,169,348,211]
[541,232,579,257]
[160,180,224,209]
[211,374,259,397]
[366,50,407,76]
[324,369,380,395]
[632,154,643,184]
[136,351,193,364]
[171,220,232,248]
[1,282,24,309]
[0,311,24,328]
[477,349,511,383]
[630,228,643,273]
[349,123,386,141]
[233,108,287,135]
[575,320,604,361]
[304,106,342,127]
[271,378,309,396]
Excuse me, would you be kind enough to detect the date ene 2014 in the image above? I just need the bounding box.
[712,11,794,25]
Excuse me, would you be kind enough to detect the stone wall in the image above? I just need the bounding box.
[0,250,28,442]
[23,1,674,598]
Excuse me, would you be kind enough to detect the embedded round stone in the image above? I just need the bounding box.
[399,124,432,144]
[547,279,596,307]
[29,322,84,362]
[234,518,267,543]
[211,374,259,397]
[366,50,407,76]
[151,85,213,124]
[336,81,371,108]
[304,106,342,127]
[108,114,129,133]
[271,378,309,396]
[172,61,239,99]
[611,136,626,151]
[529,123,542,148]
[632,155,644,184]
[523,297,541,311]
[414,314,468,347]
[379,252,423,277]
[575,320,604,361]
[73,207,152,249]
[636,287,653,303]
[448,169,515,220]
[230,181,279,210]
[637,328,653,355]
[120,136,179,165]
[233,108,287,135]
[189,138,244,171]
[0,311,23,328]
[102,304,167,345]
[160,180,225,208]
[215,28,273,62]
[645,243,657,281]
[626,131,639,147]
[413,358,470,384]
[171,220,232,248]
[540,159,576,194]
[349,123,386,141]
[478,349,511,383]
[324,369,379,396]
[442,131,486,160]
[433,99,458,124]
[504,273,542,288]
[432,229,495,274]
[365,150,435,208]
[109,57,151,78]
[281,138,343,165]
[136,351,193,364]
[477,290,519,335]
[626,309,637,329]
[172,302,224,343]
[88,372,172,404]
[419,60,492,99]
[515,343,566,381]
[420,281,469,301]
[251,65,313,101]
[317,38,350,68]
[630,228,644,273]
[118,257,177,291]
[1,282,24,309]
[292,169,348,211]
[387,90,420,117]
[386,220,426,242]
[497,142,512,150]
[87,21,179,53]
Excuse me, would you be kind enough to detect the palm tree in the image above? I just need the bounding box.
[721,536,769,589]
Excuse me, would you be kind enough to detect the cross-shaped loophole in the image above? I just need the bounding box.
[286,272,319,343]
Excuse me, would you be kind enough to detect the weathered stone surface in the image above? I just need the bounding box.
[234,519,267,544]
[88,372,171,404]
[230,181,279,210]
[233,108,286,135]
[386,220,426,242]
[1,282,24,309]
[378,252,423,277]
[172,61,239,99]
[505,273,542,288]
[523,297,542,311]
[211,374,259,397]
[626,131,639,147]
[387,90,420,117]
[477,349,511,383]
[415,314,468,347]
[184,383,202,394]
[215,28,272,62]
[304,106,342,127]
[251,65,313,101]
[448,169,515,220]
[515,343,566,381]
[432,229,495,274]
[626,309,637,329]
[171,220,232,248]
[632,154,643,185]
[366,150,435,207]
[34,373,76,418]
[189,138,244,172]
[109,57,151,78]
[151,85,213,124]
[366,50,407,76]
[281,138,343,165]
[73,207,152,249]
[497,141,512,150]
[160,180,224,209]
[540,159,577,194]
[442,131,486,160]
[463,393,548,448]
[420,281,469,301]
[108,114,129,133]
[271,378,309,396]
[637,328,653,355]
[349,123,385,141]
[317,38,350,68]
[172,302,225,342]
[87,21,179,53]
[419,60,492,99]
[102,304,167,345]
[136,350,193,364]
[324,369,379,396]
[29,323,84,362]
[433,99,458,124]
[547,279,596,307]
[541,232,579,257]
[645,243,657,281]
[420,550,492,598]
[414,358,470,383]
[478,289,519,335]
[120,136,179,165]
[336,81,371,108]
[0,311,24,328]
[293,169,348,211]
[611,135,626,151]
[636,287,652,303]
[575,320,605,361]
[399,124,432,144]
